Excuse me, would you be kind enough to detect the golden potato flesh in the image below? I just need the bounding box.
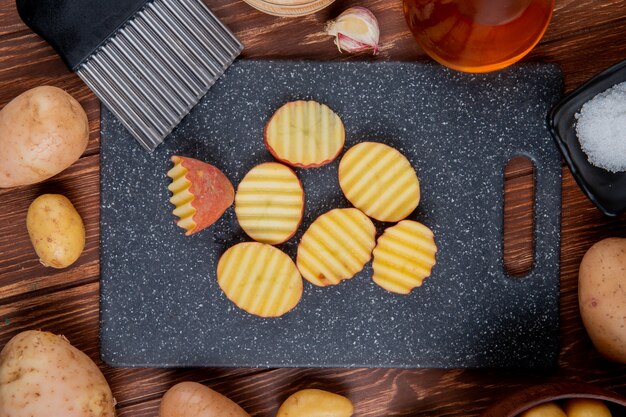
[297,208,376,286]
[265,100,345,168]
[372,220,437,294]
[235,162,304,245]
[339,142,420,222]
[217,242,303,317]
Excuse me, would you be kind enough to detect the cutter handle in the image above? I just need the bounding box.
[16,0,148,71]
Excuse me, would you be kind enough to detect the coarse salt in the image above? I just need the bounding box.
[575,81,626,173]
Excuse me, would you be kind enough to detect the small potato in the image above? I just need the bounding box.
[520,402,567,417]
[0,86,89,188]
[277,389,353,417]
[0,330,115,417]
[578,238,626,363]
[563,399,612,417]
[27,194,85,268]
[159,381,250,417]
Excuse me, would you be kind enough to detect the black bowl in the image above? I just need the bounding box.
[548,59,626,216]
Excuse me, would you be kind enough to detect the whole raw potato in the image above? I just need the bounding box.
[277,389,354,417]
[159,382,250,417]
[27,194,85,268]
[0,330,116,417]
[578,237,626,363]
[0,86,89,188]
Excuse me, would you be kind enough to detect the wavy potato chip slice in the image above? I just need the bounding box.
[297,208,376,286]
[167,155,234,236]
[235,162,304,245]
[372,220,437,294]
[338,142,420,222]
[217,242,303,317]
[264,100,345,168]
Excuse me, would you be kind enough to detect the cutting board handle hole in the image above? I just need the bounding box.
[503,155,535,277]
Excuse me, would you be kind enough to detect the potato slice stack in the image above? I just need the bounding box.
[212,100,440,319]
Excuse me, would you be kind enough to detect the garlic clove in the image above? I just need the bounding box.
[326,6,380,55]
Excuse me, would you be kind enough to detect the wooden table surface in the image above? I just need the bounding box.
[1,1,626,416]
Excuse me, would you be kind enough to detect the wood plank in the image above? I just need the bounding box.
[0,155,100,304]
[531,19,626,92]
[1,0,626,416]
[503,157,535,276]
[1,208,625,417]
[1,0,626,56]
[0,32,99,155]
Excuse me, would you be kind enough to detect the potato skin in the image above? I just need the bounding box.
[159,382,250,417]
[174,156,234,235]
[277,389,354,417]
[0,330,116,417]
[27,194,85,268]
[563,399,612,417]
[578,237,626,363]
[0,86,88,188]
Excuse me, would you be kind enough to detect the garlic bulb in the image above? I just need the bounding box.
[326,7,380,55]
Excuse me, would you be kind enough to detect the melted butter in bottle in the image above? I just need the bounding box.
[403,0,554,73]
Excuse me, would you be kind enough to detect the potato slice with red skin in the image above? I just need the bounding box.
[217,242,303,317]
[167,156,234,236]
[297,208,376,286]
[339,142,420,222]
[264,100,345,168]
[372,220,437,294]
[235,162,304,245]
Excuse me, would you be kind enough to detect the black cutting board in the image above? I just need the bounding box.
[100,60,563,368]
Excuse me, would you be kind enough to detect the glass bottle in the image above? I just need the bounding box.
[403,0,554,73]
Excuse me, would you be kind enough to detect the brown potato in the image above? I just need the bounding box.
[578,237,626,363]
[0,86,89,188]
[27,194,85,268]
[0,330,116,417]
[277,389,353,417]
[159,381,250,417]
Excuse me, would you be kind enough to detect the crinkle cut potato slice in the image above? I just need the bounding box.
[373,220,437,294]
[338,142,420,222]
[235,162,304,245]
[264,100,345,168]
[217,242,303,317]
[297,208,376,286]
[167,155,234,236]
